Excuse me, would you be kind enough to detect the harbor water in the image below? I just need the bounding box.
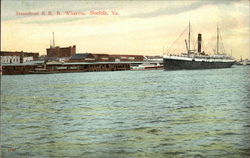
[1,66,250,157]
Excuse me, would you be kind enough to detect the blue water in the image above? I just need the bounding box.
[1,66,250,157]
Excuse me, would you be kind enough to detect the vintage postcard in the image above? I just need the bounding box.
[1,0,250,157]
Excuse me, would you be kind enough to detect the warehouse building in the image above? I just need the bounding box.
[0,51,39,64]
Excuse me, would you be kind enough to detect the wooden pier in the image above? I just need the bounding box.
[2,62,131,75]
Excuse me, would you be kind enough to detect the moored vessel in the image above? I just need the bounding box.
[131,62,163,70]
[163,23,235,70]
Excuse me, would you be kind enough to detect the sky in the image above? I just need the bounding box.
[1,0,249,59]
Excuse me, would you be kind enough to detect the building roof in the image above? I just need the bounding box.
[47,45,76,50]
[109,54,144,57]
[70,53,93,60]
[2,60,44,66]
[0,51,39,56]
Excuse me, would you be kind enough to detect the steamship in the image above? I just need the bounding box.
[163,23,235,70]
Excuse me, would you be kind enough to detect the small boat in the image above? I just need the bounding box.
[131,63,163,70]
[242,60,250,65]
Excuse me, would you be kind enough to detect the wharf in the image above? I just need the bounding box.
[1,62,131,75]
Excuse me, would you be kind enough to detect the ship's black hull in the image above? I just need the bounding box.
[163,58,235,70]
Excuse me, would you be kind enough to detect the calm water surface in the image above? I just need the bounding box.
[1,66,250,158]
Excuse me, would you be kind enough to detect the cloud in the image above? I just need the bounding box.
[130,0,239,18]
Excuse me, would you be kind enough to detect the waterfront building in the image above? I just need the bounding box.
[0,51,39,64]
[92,54,110,62]
[68,53,96,62]
[109,54,144,62]
[68,53,144,62]
[46,45,76,58]
[1,56,20,64]
[1,61,131,75]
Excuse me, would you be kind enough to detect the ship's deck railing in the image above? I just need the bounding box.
[163,54,235,62]
[166,53,233,60]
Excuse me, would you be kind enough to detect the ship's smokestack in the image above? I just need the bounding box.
[53,32,55,48]
[198,33,202,53]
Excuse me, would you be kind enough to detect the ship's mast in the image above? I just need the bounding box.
[185,39,189,53]
[188,21,191,56]
[216,25,219,54]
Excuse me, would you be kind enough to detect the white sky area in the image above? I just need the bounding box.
[1,0,249,59]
